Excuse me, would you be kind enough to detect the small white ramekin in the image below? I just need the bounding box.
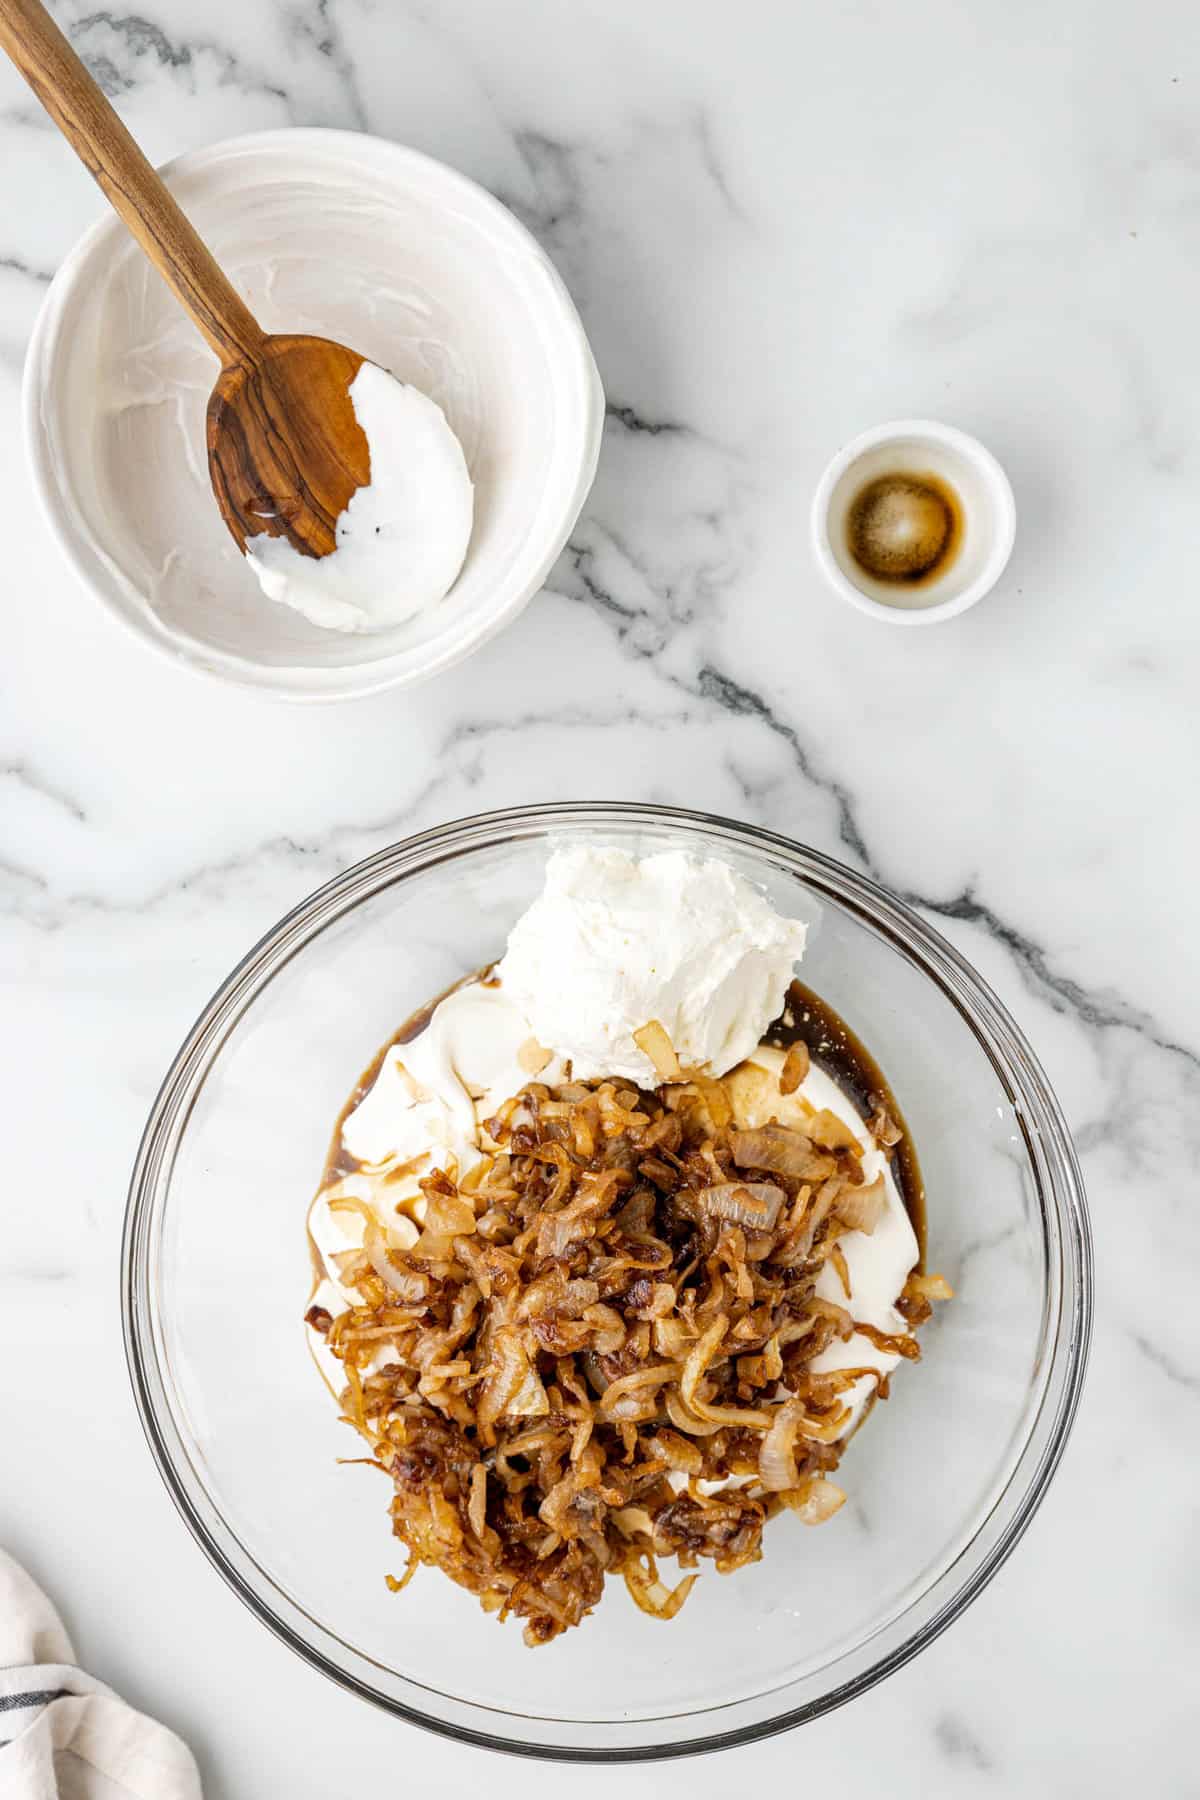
[24,128,604,701]
[811,420,1016,626]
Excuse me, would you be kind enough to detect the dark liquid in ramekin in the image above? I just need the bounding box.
[845,469,963,588]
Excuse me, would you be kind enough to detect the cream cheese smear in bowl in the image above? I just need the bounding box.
[247,363,474,633]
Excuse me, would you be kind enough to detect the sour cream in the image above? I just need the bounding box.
[248,363,473,631]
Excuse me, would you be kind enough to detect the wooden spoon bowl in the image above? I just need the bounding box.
[207,336,368,559]
[0,0,372,567]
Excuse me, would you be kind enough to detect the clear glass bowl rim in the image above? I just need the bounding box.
[122,801,1093,1761]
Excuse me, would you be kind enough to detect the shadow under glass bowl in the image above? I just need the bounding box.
[123,803,1092,1760]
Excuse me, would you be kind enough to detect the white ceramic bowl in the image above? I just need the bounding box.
[811,420,1016,626]
[24,129,604,701]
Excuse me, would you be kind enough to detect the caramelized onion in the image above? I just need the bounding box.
[633,1020,683,1082]
[420,1190,477,1239]
[539,1467,597,1537]
[759,1400,808,1491]
[363,1225,430,1302]
[868,1106,903,1149]
[476,1328,548,1443]
[779,1475,846,1525]
[598,1363,679,1419]
[834,1174,886,1234]
[806,1295,856,1338]
[611,1504,658,1540]
[690,1073,733,1130]
[779,1041,810,1094]
[468,1464,489,1539]
[855,1321,922,1361]
[759,1394,851,1479]
[581,1303,626,1354]
[648,1429,703,1475]
[680,1317,727,1414]
[730,1126,836,1181]
[518,1037,553,1075]
[313,1054,942,1646]
[807,1108,860,1151]
[679,1318,773,1429]
[663,1390,727,1437]
[697,1181,785,1231]
[905,1271,954,1301]
[623,1551,699,1620]
[384,1557,418,1593]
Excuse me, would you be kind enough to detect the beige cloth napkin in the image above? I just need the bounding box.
[0,1551,201,1800]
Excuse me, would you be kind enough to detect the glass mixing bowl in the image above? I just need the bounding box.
[123,804,1091,1759]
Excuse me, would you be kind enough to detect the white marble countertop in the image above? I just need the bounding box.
[1,2,1195,1793]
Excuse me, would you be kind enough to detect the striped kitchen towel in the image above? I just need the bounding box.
[0,1550,201,1799]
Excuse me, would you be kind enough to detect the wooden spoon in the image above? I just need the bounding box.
[0,0,370,562]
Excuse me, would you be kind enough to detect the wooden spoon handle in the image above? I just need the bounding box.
[0,0,264,365]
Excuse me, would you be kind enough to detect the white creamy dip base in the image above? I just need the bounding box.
[247,364,474,633]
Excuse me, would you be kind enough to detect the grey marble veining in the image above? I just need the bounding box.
[1,1,1197,1794]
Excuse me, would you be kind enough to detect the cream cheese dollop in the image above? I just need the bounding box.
[248,362,473,632]
[495,846,809,1087]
